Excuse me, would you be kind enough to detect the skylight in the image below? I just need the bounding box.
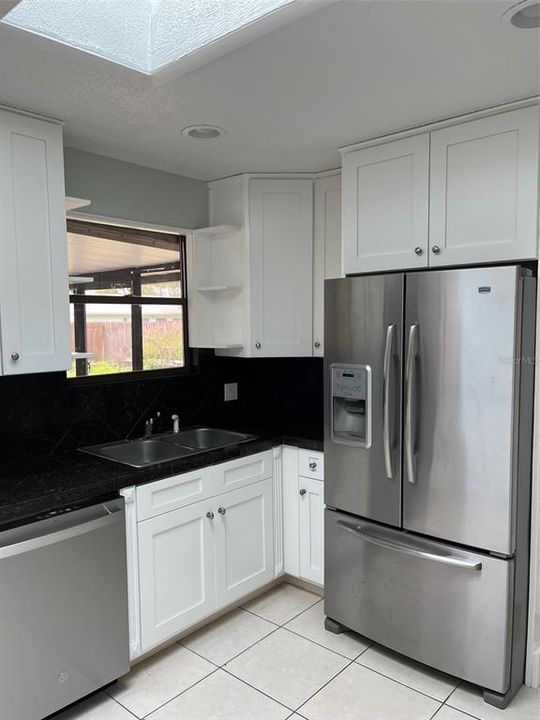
[2,0,297,75]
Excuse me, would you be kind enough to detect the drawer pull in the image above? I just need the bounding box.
[299,488,307,496]
[309,461,317,470]
[205,511,214,520]
[218,507,226,515]
[336,520,482,571]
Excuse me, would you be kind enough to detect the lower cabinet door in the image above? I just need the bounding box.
[138,499,216,650]
[215,478,274,606]
[298,477,325,585]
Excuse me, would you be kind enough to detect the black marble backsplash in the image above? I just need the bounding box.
[0,353,323,462]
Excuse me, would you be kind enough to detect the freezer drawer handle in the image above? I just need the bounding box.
[336,520,482,571]
[383,323,396,480]
[405,322,419,485]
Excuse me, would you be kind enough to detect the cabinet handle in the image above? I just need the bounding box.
[206,511,214,520]
[255,342,262,350]
[299,488,307,496]
[218,507,226,515]
[10,352,19,361]
[314,341,321,349]
[309,461,317,470]
[414,247,423,256]
[432,245,441,254]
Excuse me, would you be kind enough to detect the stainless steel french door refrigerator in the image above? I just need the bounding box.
[323,265,535,709]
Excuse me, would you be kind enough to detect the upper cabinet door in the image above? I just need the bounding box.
[0,110,70,374]
[429,106,539,266]
[249,178,313,357]
[313,173,342,357]
[342,134,429,274]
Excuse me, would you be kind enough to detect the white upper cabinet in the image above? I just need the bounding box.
[341,102,539,275]
[249,178,313,357]
[313,172,342,356]
[429,106,539,266]
[193,174,313,357]
[0,108,70,374]
[342,134,430,274]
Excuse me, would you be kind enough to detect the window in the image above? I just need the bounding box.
[67,220,189,380]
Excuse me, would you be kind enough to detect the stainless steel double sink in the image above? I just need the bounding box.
[80,427,256,468]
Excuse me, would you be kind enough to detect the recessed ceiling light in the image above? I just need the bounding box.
[181,125,226,140]
[505,0,540,28]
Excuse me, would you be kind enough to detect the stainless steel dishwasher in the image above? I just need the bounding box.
[0,497,130,720]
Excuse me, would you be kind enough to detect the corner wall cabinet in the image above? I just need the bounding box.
[313,172,342,356]
[122,450,274,655]
[341,102,540,274]
[189,174,314,357]
[0,107,71,374]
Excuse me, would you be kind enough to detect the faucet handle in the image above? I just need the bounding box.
[171,414,180,433]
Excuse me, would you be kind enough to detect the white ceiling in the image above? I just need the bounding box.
[0,0,538,181]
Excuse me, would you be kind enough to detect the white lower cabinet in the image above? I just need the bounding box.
[298,476,325,586]
[283,446,325,587]
[215,478,274,606]
[138,499,216,650]
[126,450,274,655]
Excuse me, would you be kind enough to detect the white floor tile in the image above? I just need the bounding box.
[447,682,540,720]
[225,627,348,710]
[108,644,215,718]
[285,600,370,660]
[357,644,459,701]
[433,706,481,720]
[299,663,441,720]
[181,607,276,665]
[53,692,135,720]
[242,583,320,625]
[146,669,290,720]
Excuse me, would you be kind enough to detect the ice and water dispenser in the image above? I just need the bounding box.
[330,364,371,448]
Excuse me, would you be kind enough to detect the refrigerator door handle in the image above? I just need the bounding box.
[405,322,419,484]
[383,323,396,479]
[336,520,482,571]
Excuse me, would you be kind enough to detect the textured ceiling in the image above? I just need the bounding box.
[0,0,538,180]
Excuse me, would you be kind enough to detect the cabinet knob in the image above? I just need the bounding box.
[206,511,214,520]
[414,247,423,256]
[255,342,262,350]
[10,352,19,361]
[432,245,441,254]
[309,461,317,470]
[299,488,307,496]
[218,507,226,515]
[314,341,321,349]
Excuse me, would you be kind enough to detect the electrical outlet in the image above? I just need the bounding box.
[224,382,238,402]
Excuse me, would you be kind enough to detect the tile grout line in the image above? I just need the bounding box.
[181,623,282,668]
[106,694,142,720]
[354,657,460,704]
[142,666,222,719]
[294,656,358,715]
[282,623,373,662]
[220,665,297,715]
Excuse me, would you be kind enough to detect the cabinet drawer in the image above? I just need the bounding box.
[214,450,272,494]
[136,467,214,521]
[298,449,324,480]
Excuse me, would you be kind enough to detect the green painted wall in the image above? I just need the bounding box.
[64,148,208,228]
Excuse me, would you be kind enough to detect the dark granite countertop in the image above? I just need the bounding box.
[0,433,323,526]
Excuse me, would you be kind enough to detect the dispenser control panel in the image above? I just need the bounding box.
[330,363,371,448]
[332,367,366,400]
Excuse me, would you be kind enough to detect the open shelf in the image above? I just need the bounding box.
[69,275,95,285]
[65,196,91,212]
[192,225,241,237]
[196,285,242,293]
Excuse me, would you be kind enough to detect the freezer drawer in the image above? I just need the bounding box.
[325,509,514,693]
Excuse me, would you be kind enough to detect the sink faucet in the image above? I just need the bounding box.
[144,418,154,437]
[171,414,180,433]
